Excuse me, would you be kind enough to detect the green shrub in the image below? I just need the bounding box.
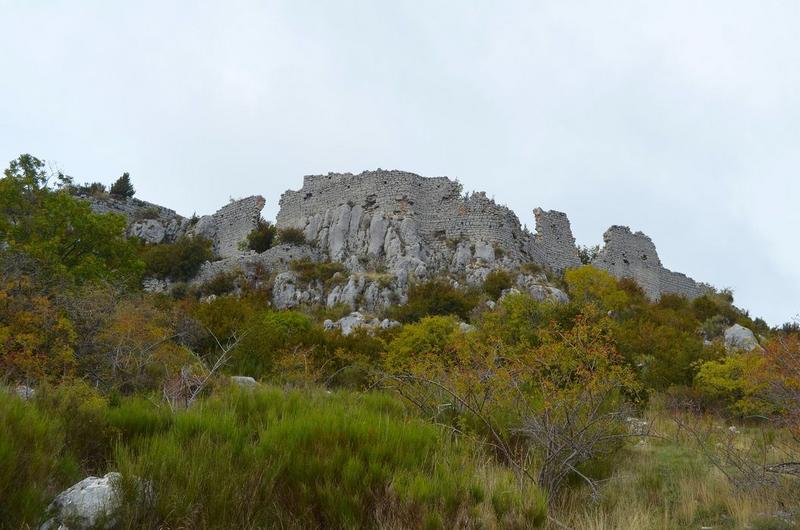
[277,227,307,245]
[290,258,347,285]
[141,236,213,281]
[385,316,460,372]
[195,271,238,297]
[231,310,319,378]
[0,392,78,528]
[483,269,514,299]
[391,279,479,323]
[245,218,276,253]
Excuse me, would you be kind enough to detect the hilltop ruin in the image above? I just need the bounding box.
[84,169,708,309]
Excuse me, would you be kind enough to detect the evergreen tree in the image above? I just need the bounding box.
[110,172,135,198]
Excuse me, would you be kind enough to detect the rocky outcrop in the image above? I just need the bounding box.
[323,312,401,336]
[41,473,122,530]
[723,324,761,352]
[592,226,707,301]
[192,244,319,286]
[91,170,712,307]
[82,194,189,244]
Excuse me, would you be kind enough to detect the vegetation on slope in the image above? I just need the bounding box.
[1,154,799,529]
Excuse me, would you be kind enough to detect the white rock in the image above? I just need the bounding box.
[16,384,35,400]
[41,473,122,530]
[459,322,476,333]
[338,312,366,336]
[230,376,257,388]
[724,324,761,352]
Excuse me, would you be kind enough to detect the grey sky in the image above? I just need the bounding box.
[2,1,798,325]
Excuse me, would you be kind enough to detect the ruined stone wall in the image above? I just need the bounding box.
[191,195,265,258]
[276,170,570,277]
[592,226,706,300]
[530,208,582,271]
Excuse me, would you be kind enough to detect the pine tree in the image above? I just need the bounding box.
[110,172,135,199]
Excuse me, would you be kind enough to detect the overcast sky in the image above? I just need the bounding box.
[2,1,798,325]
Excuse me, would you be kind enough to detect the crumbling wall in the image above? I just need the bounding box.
[277,170,542,278]
[530,208,581,271]
[592,226,706,300]
[191,195,266,258]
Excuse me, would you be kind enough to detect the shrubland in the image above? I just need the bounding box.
[2,154,799,529]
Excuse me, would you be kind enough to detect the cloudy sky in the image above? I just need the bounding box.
[2,1,798,325]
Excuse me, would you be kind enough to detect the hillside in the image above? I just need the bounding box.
[1,155,798,529]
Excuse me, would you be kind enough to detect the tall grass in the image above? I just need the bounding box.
[0,392,79,529]
[549,406,800,530]
[112,387,546,529]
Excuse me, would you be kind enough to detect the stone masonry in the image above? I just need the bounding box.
[592,226,707,301]
[191,195,266,258]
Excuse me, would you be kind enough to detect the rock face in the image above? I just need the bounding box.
[82,194,266,259]
[592,226,707,301]
[82,194,189,245]
[724,324,761,352]
[41,473,121,530]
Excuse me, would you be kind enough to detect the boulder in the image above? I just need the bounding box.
[724,324,761,352]
[230,376,257,388]
[337,312,367,336]
[16,384,35,400]
[41,473,122,530]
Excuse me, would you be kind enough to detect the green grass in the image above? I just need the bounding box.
[114,387,546,529]
[0,392,79,529]
[0,384,546,529]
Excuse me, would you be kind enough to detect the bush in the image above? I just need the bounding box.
[109,172,135,199]
[290,258,346,285]
[385,316,460,372]
[231,310,320,378]
[277,227,307,245]
[391,279,479,323]
[246,218,276,253]
[141,236,213,281]
[564,265,629,312]
[483,269,514,299]
[195,271,238,297]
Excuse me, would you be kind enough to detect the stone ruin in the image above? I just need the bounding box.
[85,169,709,309]
[591,226,707,301]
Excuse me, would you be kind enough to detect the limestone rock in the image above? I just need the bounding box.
[724,324,761,352]
[230,376,258,388]
[272,272,322,309]
[41,473,122,530]
[129,219,167,244]
[15,384,35,400]
[142,278,170,293]
[337,312,368,336]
